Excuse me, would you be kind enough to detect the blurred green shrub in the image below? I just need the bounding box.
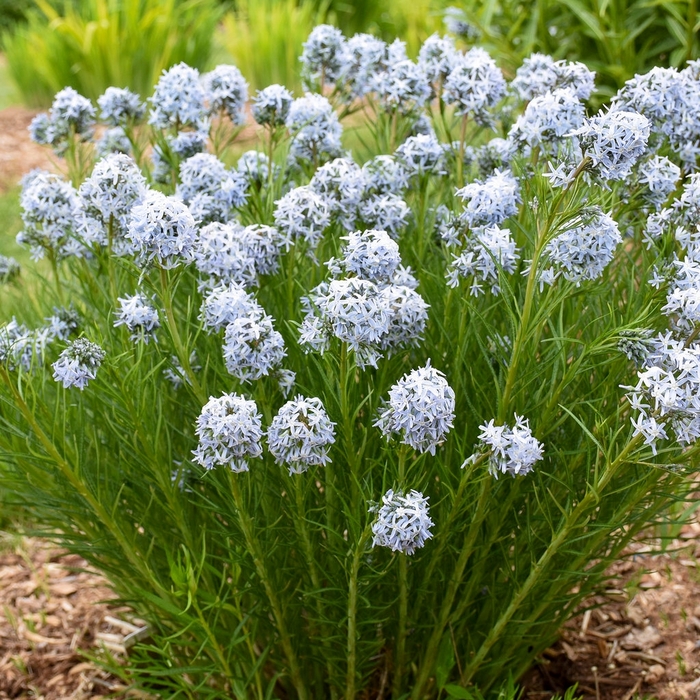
[375,0,445,56]
[0,0,38,37]
[219,0,327,94]
[455,0,700,93]
[3,0,222,108]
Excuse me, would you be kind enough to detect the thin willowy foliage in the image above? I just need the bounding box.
[2,26,700,700]
[2,0,222,107]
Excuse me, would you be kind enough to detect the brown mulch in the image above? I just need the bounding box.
[0,537,143,700]
[0,107,55,193]
[523,520,700,699]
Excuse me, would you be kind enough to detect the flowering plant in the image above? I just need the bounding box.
[1,32,700,700]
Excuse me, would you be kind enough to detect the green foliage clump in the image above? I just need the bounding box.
[2,0,222,108]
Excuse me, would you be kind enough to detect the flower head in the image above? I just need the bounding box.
[204,64,248,123]
[126,190,197,268]
[98,87,145,126]
[177,153,248,224]
[78,154,147,252]
[375,363,455,454]
[148,63,208,130]
[542,209,621,284]
[18,171,84,261]
[301,24,347,88]
[371,489,434,555]
[252,84,294,127]
[418,33,460,86]
[337,34,388,99]
[335,229,401,284]
[475,415,544,478]
[52,338,105,390]
[193,393,263,472]
[370,59,430,115]
[456,169,520,228]
[286,93,343,163]
[267,395,336,474]
[114,293,160,343]
[395,134,446,177]
[222,306,286,382]
[572,109,650,181]
[200,282,257,332]
[443,48,506,124]
[273,186,331,253]
[511,54,595,100]
[37,87,96,154]
[446,225,520,295]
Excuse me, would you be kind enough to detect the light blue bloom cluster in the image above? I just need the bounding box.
[98,87,145,126]
[572,110,650,181]
[267,396,336,474]
[176,153,248,224]
[114,293,160,343]
[443,47,507,125]
[78,154,147,253]
[286,93,343,164]
[126,190,197,268]
[193,393,264,472]
[300,24,347,89]
[273,186,332,253]
[371,489,434,555]
[624,334,700,453]
[446,225,520,295]
[300,228,428,368]
[29,87,95,154]
[375,363,455,454]
[252,84,294,127]
[18,171,84,260]
[456,169,521,228]
[204,64,248,123]
[469,415,544,478]
[511,53,595,101]
[148,63,208,131]
[52,338,105,390]
[541,209,622,285]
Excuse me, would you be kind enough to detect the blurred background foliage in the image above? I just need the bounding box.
[0,0,698,107]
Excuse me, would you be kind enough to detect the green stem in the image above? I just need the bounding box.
[685,324,700,347]
[392,444,411,698]
[339,343,359,511]
[346,526,372,700]
[286,245,297,315]
[499,222,545,422]
[107,215,117,304]
[457,113,468,188]
[293,477,338,700]
[230,475,309,700]
[687,0,697,65]
[192,596,235,684]
[49,253,64,305]
[459,433,644,684]
[411,477,493,700]
[158,267,206,404]
[415,454,488,616]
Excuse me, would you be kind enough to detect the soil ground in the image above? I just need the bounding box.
[0,107,54,193]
